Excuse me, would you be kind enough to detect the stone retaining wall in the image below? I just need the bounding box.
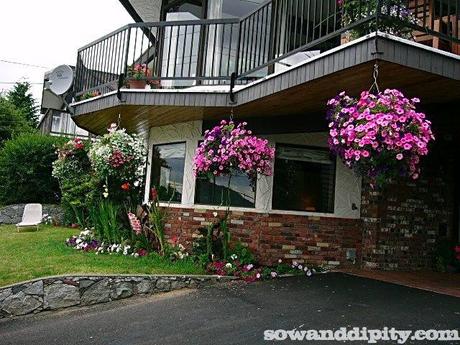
[0,275,231,318]
[0,204,64,225]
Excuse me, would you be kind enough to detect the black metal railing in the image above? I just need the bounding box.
[74,0,460,97]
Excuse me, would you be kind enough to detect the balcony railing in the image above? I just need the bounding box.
[74,0,460,98]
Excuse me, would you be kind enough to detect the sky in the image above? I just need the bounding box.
[0,0,133,108]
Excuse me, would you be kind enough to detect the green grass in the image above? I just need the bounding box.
[0,225,204,287]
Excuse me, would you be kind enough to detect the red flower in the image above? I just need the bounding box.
[137,248,148,257]
[73,138,84,150]
[121,182,130,191]
[150,187,158,201]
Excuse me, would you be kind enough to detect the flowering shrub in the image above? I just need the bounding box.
[89,124,146,200]
[127,64,151,80]
[327,89,434,187]
[338,0,418,39]
[194,120,275,181]
[53,137,96,226]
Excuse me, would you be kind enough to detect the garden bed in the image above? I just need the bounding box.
[0,225,204,287]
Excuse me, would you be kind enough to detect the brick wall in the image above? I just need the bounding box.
[163,208,362,268]
[162,171,453,271]
[360,175,454,271]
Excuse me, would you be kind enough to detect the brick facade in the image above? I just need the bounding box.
[162,172,453,271]
[360,175,454,271]
[163,208,363,268]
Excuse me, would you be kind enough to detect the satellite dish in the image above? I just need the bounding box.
[48,65,73,95]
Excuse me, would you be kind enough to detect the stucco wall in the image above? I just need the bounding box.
[145,120,362,220]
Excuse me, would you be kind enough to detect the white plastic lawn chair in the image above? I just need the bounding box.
[16,204,43,232]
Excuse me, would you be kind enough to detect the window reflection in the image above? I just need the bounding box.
[273,145,336,213]
[151,143,186,203]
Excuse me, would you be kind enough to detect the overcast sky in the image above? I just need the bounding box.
[0,0,133,107]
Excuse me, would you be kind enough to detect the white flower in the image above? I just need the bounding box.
[225,263,232,269]
[298,265,303,270]
[304,267,309,272]
[270,272,278,278]
[256,273,261,279]
[306,270,312,277]
[212,212,218,217]
[278,259,282,264]
[292,261,298,267]
[134,253,139,258]
[246,264,254,271]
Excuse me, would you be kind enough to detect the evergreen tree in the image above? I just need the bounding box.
[7,82,39,127]
[0,96,34,147]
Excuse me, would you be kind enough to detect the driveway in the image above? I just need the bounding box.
[1,273,459,345]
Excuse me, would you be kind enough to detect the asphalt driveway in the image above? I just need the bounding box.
[1,273,459,345]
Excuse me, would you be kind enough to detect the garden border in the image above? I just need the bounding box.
[0,274,236,319]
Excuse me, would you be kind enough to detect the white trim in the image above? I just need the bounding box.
[158,202,344,219]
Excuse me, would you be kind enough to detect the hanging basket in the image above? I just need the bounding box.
[326,89,435,188]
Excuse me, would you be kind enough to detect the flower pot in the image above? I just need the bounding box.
[128,79,147,89]
[341,32,352,45]
[149,79,161,89]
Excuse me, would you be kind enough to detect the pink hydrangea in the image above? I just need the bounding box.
[327,89,434,186]
[193,120,275,181]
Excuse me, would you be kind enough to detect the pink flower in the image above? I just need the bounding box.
[396,153,404,160]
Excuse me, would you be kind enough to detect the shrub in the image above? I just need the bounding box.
[0,133,65,204]
[53,137,97,226]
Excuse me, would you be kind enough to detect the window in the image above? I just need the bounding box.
[150,143,186,203]
[195,172,255,208]
[273,145,336,213]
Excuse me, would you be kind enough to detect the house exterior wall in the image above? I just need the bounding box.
[361,175,454,271]
[144,119,456,271]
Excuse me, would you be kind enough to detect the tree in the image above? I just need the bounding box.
[6,82,39,127]
[0,96,33,147]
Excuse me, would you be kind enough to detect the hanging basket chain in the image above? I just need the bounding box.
[368,62,381,94]
[230,106,234,122]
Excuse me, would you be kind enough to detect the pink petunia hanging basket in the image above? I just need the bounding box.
[327,89,435,187]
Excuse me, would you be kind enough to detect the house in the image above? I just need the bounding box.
[39,68,90,138]
[69,0,460,270]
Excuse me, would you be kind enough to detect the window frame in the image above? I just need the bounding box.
[271,143,337,214]
[193,140,257,209]
[150,141,187,204]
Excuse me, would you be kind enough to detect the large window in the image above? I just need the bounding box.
[273,145,336,213]
[150,143,186,203]
[195,172,255,208]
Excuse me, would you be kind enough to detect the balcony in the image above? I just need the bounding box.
[72,0,460,133]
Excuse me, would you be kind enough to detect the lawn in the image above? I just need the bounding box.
[0,225,204,287]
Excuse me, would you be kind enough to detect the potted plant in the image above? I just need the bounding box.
[327,89,434,188]
[338,0,418,44]
[126,64,152,89]
[193,120,275,259]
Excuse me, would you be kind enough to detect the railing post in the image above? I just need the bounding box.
[234,19,243,78]
[375,0,382,33]
[123,27,132,79]
[196,23,207,85]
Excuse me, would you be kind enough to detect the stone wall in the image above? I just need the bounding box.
[0,204,64,225]
[0,275,231,318]
[163,208,363,268]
